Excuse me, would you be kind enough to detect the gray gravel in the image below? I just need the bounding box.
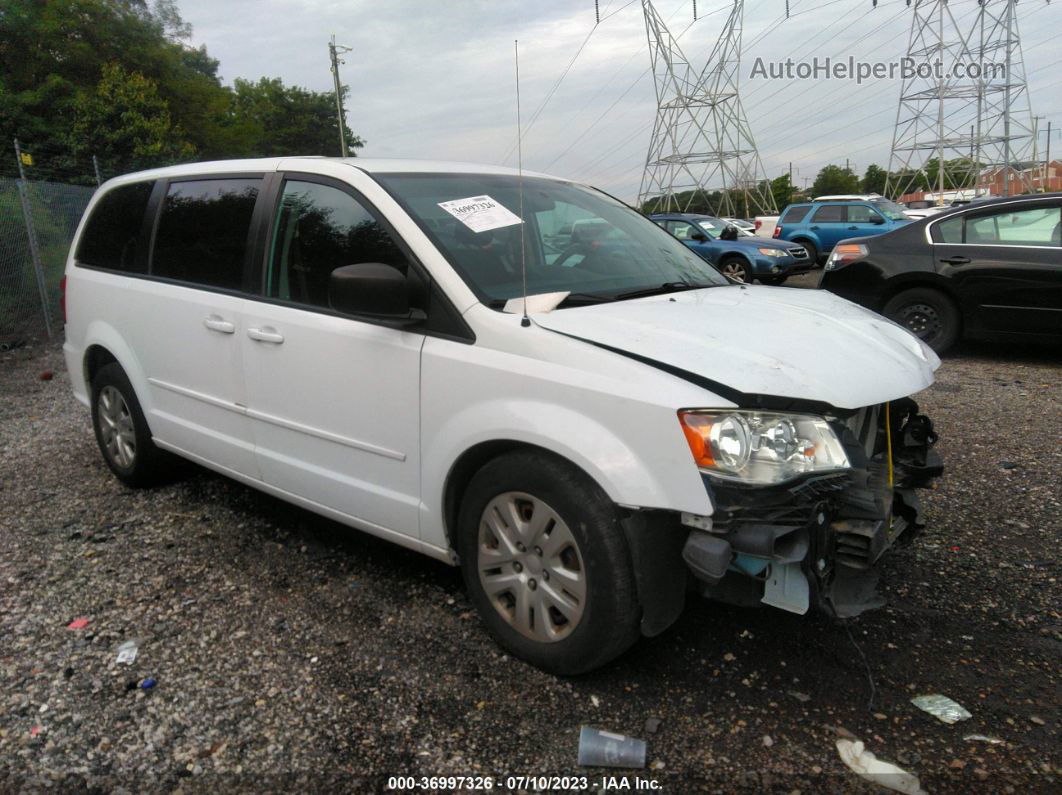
[1,335,1058,793]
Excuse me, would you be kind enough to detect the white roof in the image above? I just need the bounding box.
[101,157,563,187]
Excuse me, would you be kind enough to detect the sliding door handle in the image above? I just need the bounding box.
[247,327,285,344]
[203,316,235,334]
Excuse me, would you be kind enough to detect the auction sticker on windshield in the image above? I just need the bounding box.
[437,195,523,233]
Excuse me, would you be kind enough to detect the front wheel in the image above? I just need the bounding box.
[795,239,818,266]
[718,257,751,283]
[457,450,641,675]
[882,287,960,353]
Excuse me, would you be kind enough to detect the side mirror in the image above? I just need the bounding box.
[328,263,423,322]
[869,215,886,225]
[691,231,709,242]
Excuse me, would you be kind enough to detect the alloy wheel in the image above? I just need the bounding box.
[98,385,136,468]
[721,261,748,282]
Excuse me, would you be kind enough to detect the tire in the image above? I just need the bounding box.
[90,362,174,487]
[457,450,641,675]
[794,239,818,266]
[718,257,752,283]
[882,287,961,354]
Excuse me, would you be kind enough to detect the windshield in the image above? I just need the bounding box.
[374,173,728,305]
[871,199,909,221]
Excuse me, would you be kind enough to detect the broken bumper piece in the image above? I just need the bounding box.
[685,399,943,618]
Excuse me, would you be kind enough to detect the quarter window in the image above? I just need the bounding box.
[76,181,154,273]
[810,205,845,223]
[151,178,261,290]
[268,180,406,309]
[936,216,963,243]
[779,205,810,224]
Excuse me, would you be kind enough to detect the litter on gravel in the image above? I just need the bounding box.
[911,693,973,724]
[66,617,89,630]
[577,727,646,769]
[115,640,138,665]
[836,739,925,795]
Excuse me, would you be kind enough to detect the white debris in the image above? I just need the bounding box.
[115,640,138,665]
[836,740,925,795]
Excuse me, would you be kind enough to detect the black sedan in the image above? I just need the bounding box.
[819,193,1061,353]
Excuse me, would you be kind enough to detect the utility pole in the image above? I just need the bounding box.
[1032,115,1041,189]
[328,35,353,158]
[1045,121,1053,192]
[92,155,102,187]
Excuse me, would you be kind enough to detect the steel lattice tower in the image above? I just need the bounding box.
[638,0,776,217]
[886,0,1036,201]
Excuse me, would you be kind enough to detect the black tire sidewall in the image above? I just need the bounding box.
[456,451,641,675]
[795,239,818,265]
[883,288,960,353]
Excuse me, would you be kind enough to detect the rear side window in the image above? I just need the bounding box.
[779,204,810,224]
[151,178,261,290]
[811,205,845,222]
[268,179,406,309]
[76,181,154,272]
[935,216,963,243]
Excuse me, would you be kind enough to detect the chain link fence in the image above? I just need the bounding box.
[1,140,99,344]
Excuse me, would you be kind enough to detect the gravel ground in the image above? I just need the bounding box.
[1,329,1058,793]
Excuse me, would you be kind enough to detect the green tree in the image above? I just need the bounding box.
[861,164,887,195]
[811,164,860,197]
[770,173,793,210]
[69,62,195,173]
[229,77,364,157]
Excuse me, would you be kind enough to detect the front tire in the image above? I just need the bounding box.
[882,287,960,353]
[91,362,174,487]
[718,257,751,283]
[795,239,818,266]
[457,450,641,675]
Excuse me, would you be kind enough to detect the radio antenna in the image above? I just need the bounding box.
[515,39,530,328]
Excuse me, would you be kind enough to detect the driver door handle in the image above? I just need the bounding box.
[809,225,820,230]
[940,256,971,265]
[247,326,285,344]
[847,225,859,230]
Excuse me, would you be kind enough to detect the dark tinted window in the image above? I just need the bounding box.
[268,180,406,309]
[152,178,260,290]
[76,181,154,272]
[779,204,811,224]
[811,205,845,222]
[936,216,963,243]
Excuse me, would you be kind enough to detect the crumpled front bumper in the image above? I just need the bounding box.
[682,398,943,618]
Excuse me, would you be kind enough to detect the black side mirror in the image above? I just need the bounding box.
[328,263,423,323]
[691,231,709,242]
[869,215,886,225]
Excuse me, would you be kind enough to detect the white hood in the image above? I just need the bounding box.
[533,286,940,410]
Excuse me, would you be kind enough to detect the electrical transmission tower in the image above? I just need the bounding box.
[638,0,776,218]
[886,0,1036,202]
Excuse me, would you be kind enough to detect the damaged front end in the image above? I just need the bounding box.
[682,398,942,618]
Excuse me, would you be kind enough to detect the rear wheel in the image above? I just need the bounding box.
[718,257,751,283]
[882,287,960,353]
[457,450,641,675]
[795,239,818,266]
[91,362,174,487]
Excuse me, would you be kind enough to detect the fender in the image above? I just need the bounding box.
[419,398,713,551]
[80,321,154,423]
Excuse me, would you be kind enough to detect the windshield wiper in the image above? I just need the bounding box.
[613,281,715,301]
[486,292,614,311]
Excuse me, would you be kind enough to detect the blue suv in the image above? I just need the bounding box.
[773,197,911,265]
[650,213,814,284]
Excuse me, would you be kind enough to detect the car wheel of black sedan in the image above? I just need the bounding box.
[883,287,960,354]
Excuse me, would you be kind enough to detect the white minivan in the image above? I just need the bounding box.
[63,157,944,673]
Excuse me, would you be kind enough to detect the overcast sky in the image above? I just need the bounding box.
[178,0,1061,202]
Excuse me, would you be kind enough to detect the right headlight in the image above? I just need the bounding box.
[678,410,850,485]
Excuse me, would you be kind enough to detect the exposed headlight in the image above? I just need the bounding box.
[757,247,787,257]
[825,243,869,271]
[678,410,850,484]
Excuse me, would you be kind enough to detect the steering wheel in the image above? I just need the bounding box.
[551,242,590,269]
